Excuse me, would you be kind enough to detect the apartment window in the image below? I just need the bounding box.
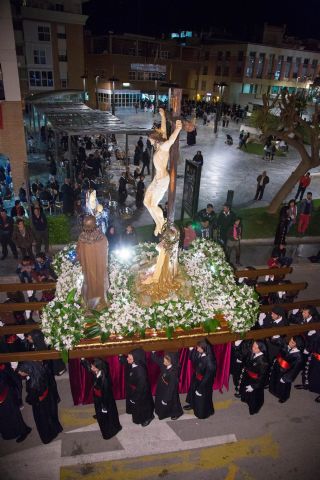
[242,83,256,94]
[34,49,46,65]
[217,51,223,61]
[29,70,53,87]
[225,51,231,61]
[204,51,209,61]
[284,62,291,78]
[236,65,242,75]
[223,66,229,76]
[159,51,169,59]
[60,79,68,88]
[55,3,64,11]
[256,52,265,78]
[238,51,244,61]
[58,54,68,62]
[201,80,206,90]
[303,58,309,65]
[57,24,66,39]
[129,71,136,80]
[215,65,221,75]
[38,25,50,42]
[202,65,208,75]
[312,59,318,68]
[287,56,293,63]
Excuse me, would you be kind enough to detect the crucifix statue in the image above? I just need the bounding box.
[142,108,182,290]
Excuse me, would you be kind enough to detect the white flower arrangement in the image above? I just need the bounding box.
[43,239,259,352]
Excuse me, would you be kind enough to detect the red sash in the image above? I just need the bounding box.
[246,369,259,379]
[276,355,290,370]
[6,335,17,344]
[312,352,320,361]
[0,363,6,371]
[39,387,49,402]
[0,386,9,404]
[93,387,102,398]
[196,373,204,381]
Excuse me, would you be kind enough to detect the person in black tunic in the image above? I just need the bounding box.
[25,329,66,377]
[18,361,63,444]
[307,335,320,402]
[239,341,269,415]
[258,306,288,364]
[135,175,145,209]
[183,339,216,419]
[0,364,32,442]
[269,336,304,403]
[230,340,252,398]
[81,358,122,439]
[151,351,183,420]
[119,348,154,427]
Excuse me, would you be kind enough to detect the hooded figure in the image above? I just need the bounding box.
[119,348,154,427]
[152,351,183,420]
[260,306,287,363]
[77,215,109,309]
[307,335,320,402]
[26,330,66,377]
[18,361,62,444]
[269,336,304,403]
[239,340,269,415]
[81,358,122,439]
[184,339,217,419]
[0,366,32,442]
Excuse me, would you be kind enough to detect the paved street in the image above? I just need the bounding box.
[1,370,320,480]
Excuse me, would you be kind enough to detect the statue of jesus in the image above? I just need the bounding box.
[144,108,182,236]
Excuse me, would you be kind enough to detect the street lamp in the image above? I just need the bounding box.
[109,76,119,115]
[213,82,227,133]
[95,74,104,110]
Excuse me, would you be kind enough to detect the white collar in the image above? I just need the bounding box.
[289,347,299,353]
[201,353,206,357]
[274,317,282,324]
[254,352,263,358]
[132,362,138,368]
[166,364,172,370]
[305,316,312,323]
[96,370,102,378]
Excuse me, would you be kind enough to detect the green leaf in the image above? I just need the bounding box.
[100,331,110,343]
[66,288,76,303]
[60,349,69,364]
[84,324,101,338]
[138,328,146,339]
[165,326,174,340]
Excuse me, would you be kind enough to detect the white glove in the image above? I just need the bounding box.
[234,340,243,346]
[195,390,202,397]
[11,362,18,370]
[292,309,299,314]
[16,334,24,340]
[280,378,286,384]
[0,321,4,327]
[303,349,309,355]
[278,291,285,298]
[129,399,135,404]
[189,347,194,351]
[236,359,243,364]
[272,335,280,339]
[161,400,167,406]
[307,330,316,336]
[246,385,254,392]
[258,313,266,326]
[101,408,108,413]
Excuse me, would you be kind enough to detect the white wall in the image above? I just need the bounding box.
[0,0,21,101]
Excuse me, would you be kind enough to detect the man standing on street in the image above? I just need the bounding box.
[295,173,311,202]
[254,171,269,201]
[217,204,236,248]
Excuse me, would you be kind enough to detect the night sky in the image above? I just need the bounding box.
[83,0,320,40]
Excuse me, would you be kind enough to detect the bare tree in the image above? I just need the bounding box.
[251,90,320,213]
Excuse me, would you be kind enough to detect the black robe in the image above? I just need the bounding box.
[0,370,30,440]
[230,340,252,393]
[25,371,63,444]
[120,356,154,425]
[269,347,303,402]
[239,353,269,415]
[81,360,122,439]
[308,350,320,394]
[152,353,183,420]
[260,315,287,363]
[186,349,216,419]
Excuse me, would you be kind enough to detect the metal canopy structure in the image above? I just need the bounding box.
[35,102,152,137]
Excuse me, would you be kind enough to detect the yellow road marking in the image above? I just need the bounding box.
[60,434,278,480]
[60,405,95,429]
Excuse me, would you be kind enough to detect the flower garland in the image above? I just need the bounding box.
[42,239,259,352]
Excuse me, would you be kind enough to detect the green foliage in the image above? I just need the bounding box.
[47,215,71,244]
